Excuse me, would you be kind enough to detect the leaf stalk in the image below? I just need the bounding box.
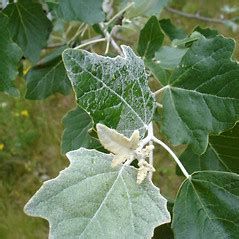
[152,136,190,179]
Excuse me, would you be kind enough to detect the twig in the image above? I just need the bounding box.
[156,102,163,108]
[152,136,190,179]
[80,24,88,37]
[104,30,111,54]
[99,23,123,55]
[74,38,106,49]
[165,7,226,25]
[68,23,86,45]
[106,2,135,27]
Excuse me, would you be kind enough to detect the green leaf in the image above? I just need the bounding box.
[161,36,239,154]
[58,0,105,24]
[127,0,170,18]
[173,171,239,239]
[61,107,102,154]
[179,123,239,174]
[4,0,52,62]
[193,26,218,38]
[159,19,187,40]
[144,59,169,86]
[171,31,204,47]
[62,46,155,137]
[137,16,164,59]
[0,12,22,96]
[25,46,71,100]
[155,46,188,70]
[24,148,171,238]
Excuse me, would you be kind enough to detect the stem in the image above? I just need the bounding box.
[106,2,135,27]
[138,135,151,149]
[99,23,123,55]
[152,136,190,179]
[80,24,88,37]
[44,43,65,49]
[156,102,163,108]
[154,85,169,96]
[147,123,154,179]
[68,23,85,44]
[165,7,226,25]
[104,30,111,54]
[74,38,106,49]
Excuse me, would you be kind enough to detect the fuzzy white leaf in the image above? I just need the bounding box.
[24,148,171,239]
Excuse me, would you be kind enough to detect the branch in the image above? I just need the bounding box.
[165,7,226,25]
[68,23,86,45]
[99,23,123,55]
[105,2,135,27]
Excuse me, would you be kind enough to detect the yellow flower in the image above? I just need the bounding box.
[23,66,31,75]
[20,110,29,117]
[0,144,4,151]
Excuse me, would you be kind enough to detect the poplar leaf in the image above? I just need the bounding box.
[0,12,22,96]
[62,46,155,137]
[24,148,171,239]
[179,123,239,174]
[25,46,71,99]
[155,46,188,70]
[173,171,239,239]
[58,0,105,24]
[161,36,239,154]
[159,19,187,40]
[137,16,164,59]
[126,0,170,18]
[4,0,52,62]
[61,107,102,154]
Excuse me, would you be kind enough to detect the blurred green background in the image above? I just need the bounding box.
[0,0,238,238]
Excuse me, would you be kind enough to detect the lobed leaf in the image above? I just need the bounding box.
[25,46,71,99]
[62,46,155,137]
[4,0,52,62]
[179,123,239,174]
[161,36,239,154]
[173,171,239,239]
[24,148,171,239]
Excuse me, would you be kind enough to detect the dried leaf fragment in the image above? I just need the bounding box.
[96,123,140,167]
